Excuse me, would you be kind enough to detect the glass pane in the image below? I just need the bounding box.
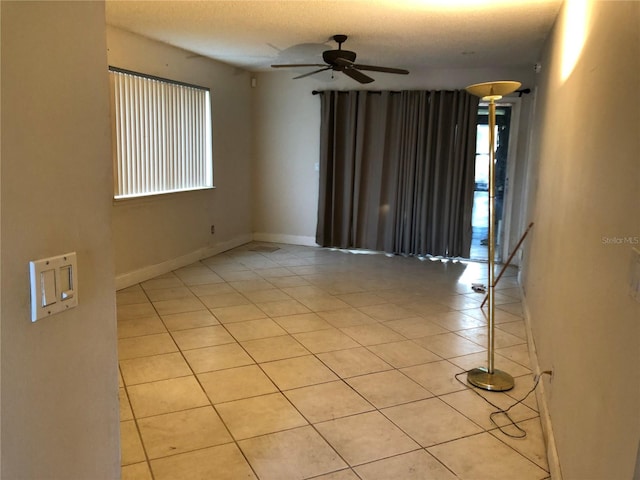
[476,124,490,154]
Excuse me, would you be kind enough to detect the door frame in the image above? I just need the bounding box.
[478,96,523,263]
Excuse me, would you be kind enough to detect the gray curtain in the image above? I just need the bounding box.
[316,90,478,258]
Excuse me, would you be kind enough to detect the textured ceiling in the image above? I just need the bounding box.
[105,0,562,73]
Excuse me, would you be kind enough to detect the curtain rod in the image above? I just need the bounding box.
[312,90,404,95]
[313,87,532,96]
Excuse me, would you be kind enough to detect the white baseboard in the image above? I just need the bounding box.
[520,290,563,480]
[251,232,318,247]
[115,234,252,290]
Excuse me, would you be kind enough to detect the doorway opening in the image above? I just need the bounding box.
[469,104,513,262]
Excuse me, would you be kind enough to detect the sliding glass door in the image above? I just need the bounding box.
[469,105,513,262]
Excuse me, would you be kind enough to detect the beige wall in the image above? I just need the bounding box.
[251,71,323,245]
[1,2,119,477]
[107,28,538,273]
[522,1,640,478]
[107,28,538,271]
[7,4,634,476]
[107,27,254,286]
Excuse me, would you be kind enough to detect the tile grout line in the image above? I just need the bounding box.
[117,245,547,478]
[147,265,266,480]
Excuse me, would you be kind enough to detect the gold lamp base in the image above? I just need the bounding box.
[467,367,515,392]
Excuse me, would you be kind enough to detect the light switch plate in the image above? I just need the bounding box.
[29,252,78,322]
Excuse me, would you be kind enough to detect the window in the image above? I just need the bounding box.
[109,67,213,199]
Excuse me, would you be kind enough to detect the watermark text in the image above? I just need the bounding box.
[602,236,639,245]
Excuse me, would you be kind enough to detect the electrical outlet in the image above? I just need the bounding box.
[210,225,215,235]
[536,369,553,384]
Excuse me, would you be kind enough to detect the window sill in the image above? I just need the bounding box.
[112,186,216,206]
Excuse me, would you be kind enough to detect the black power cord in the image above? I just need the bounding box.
[454,370,553,438]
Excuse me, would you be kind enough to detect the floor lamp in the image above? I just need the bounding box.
[465,80,521,391]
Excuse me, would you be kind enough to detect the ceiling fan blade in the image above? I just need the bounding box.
[332,57,354,68]
[353,64,409,75]
[342,67,374,84]
[333,57,408,75]
[271,63,326,68]
[331,57,374,83]
[292,66,331,79]
[275,36,408,84]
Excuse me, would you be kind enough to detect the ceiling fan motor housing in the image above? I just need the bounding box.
[323,49,357,68]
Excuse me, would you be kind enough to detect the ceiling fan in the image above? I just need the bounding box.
[271,34,409,84]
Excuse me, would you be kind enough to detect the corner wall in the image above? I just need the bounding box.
[107,27,254,287]
[252,66,536,247]
[1,2,120,477]
[522,1,640,478]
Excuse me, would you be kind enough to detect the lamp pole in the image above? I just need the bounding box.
[465,81,521,391]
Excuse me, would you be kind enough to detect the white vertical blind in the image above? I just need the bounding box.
[110,69,213,199]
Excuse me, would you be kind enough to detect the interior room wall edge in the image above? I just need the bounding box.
[115,234,252,290]
[520,1,640,477]
[1,2,119,477]
[252,233,318,247]
[107,26,254,279]
[520,290,563,480]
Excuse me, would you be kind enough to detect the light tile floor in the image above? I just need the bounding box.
[118,243,550,480]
